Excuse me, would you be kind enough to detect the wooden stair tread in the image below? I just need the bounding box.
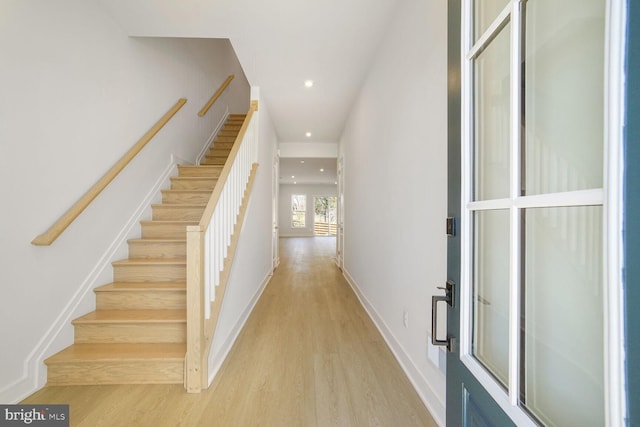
[139,220,198,225]
[177,165,223,175]
[73,309,186,323]
[128,238,187,243]
[151,205,206,212]
[113,258,186,266]
[95,282,186,292]
[45,343,186,363]
[169,176,218,190]
[177,165,222,169]
[161,189,212,194]
[170,177,217,181]
[126,239,188,258]
[151,203,206,208]
[178,165,222,172]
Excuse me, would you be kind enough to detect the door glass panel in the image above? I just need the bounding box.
[523,0,605,195]
[474,0,510,42]
[522,205,603,426]
[474,24,511,201]
[473,209,510,388]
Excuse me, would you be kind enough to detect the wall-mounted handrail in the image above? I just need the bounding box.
[31,98,187,246]
[186,100,258,392]
[198,75,234,117]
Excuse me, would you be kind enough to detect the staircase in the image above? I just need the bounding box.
[44,114,246,386]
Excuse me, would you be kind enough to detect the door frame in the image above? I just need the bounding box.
[337,156,345,269]
[312,195,337,236]
[605,0,627,424]
[272,151,280,270]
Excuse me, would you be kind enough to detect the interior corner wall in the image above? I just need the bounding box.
[278,184,338,237]
[338,0,448,423]
[0,0,249,403]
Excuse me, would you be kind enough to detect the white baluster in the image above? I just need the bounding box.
[204,226,211,319]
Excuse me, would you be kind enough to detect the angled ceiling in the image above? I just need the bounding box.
[97,0,402,144]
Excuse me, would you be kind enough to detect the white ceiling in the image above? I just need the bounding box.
[98,0,402,145]
[279,158,337,185]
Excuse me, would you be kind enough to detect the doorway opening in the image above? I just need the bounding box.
[313,196,337,236]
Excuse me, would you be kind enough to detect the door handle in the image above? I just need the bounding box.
[431,280,454,352]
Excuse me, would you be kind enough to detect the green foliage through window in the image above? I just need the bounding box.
[291,195,306,227]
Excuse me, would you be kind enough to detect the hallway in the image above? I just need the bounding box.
[23,237,437,426]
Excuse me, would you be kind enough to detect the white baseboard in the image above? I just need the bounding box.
[342,268,446,427]
[0,155,180,404]
[196,108,229,164]
[207,270,272,386]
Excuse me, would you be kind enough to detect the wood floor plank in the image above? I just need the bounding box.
[23,237,438,426]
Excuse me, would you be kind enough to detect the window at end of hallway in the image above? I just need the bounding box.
[292,195,306,228]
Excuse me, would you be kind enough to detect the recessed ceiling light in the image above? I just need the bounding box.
[294,181,297,184]
[291,175,295,179]
[305,132,312,138]
[304,80,314,88]
[300,160,305,164]
[320,168,324,172]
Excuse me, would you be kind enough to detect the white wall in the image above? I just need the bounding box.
[338,0,448,424]
[279,142,338,158]
[0,0,250,402]
[207,97,278,381]
[278,184,337,237]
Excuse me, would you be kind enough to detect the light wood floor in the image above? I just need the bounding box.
[23,237,438,426]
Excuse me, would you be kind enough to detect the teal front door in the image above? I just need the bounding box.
[444,0,624,425]
[624,0,640,424]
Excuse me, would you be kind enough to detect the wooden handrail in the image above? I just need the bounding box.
[198,75,234,117]
[31,98,187,246]
[197,100,258,230]
[185,100,259,392]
